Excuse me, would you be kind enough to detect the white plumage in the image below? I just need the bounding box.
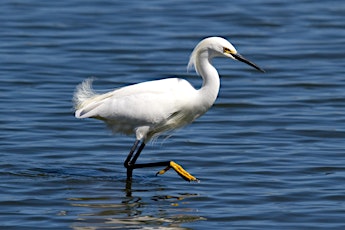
[74,77,205,140]
[73,37,264,181]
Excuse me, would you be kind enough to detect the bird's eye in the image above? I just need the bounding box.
[223,47,232,54]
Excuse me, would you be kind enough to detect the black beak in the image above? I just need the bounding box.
[231,53,265,73]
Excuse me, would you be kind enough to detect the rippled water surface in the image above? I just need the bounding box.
[1,0,345,229]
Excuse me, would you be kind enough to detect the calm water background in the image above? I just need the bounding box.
[1,0,345,229]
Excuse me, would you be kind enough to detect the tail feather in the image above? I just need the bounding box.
[73,78,98,110]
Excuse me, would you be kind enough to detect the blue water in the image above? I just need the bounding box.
[1,0,345,229]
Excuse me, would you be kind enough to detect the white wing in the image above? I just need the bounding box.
[74,78,204,138]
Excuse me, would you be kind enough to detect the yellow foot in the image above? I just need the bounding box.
[156,161,199,182]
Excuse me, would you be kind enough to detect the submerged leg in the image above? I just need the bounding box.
[123,139,198,182]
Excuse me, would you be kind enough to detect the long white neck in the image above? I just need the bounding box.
[196,54,220,110]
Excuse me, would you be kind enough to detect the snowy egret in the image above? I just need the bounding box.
[73,37,264,182]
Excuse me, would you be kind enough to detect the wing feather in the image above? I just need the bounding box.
[74,78,199,136]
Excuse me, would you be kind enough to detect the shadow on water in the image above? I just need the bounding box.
[21,167,205,229]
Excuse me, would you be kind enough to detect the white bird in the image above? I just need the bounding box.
[73,37,264,182]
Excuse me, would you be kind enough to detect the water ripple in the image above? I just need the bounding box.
[1,0,345,229]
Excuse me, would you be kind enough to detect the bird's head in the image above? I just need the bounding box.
[188,36,265,73]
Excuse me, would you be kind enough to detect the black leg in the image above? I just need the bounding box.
[130,142,146,166]
[124,139,140,168]
[133,161,171,169]
[123,139,197,182]
[124,140,146,180]
[124,140,170,180]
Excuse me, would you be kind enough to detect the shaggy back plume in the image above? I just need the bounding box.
[73,78,98,110]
